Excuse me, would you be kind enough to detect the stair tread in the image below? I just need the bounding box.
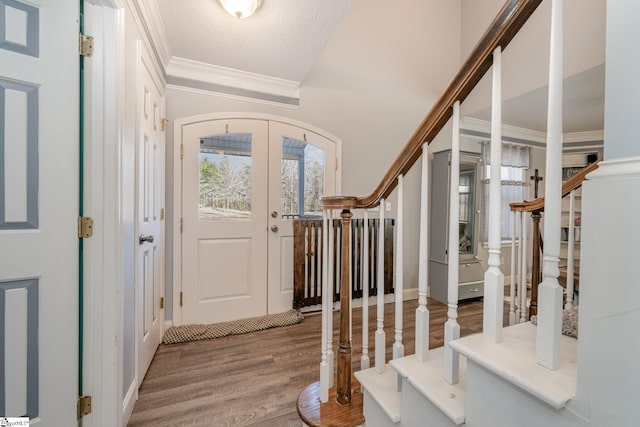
[449,322,577,409]
[390,348,466,425]
[354,366,402,423]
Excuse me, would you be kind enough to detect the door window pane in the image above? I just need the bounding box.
[281,137,325,219]
[199,133,252,221]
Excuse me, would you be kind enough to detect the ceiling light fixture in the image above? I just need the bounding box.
[219,0,263,19]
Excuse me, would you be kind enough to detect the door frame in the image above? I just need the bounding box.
[82,2,126,426]
[172,113,342,326]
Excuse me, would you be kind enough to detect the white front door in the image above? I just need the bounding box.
[180,118,336,325]
[267,122,336,314]
[137,49,165,381]
[181,119,269,324]
[0,0,79,424]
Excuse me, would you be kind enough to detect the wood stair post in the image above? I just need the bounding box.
[337,209,353,406]
[529,210,542,317]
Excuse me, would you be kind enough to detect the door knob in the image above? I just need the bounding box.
[271,225,279,233]
[139,234,154,244]
[271,211,278,218]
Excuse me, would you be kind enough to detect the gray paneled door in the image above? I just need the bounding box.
[0,0,79,424]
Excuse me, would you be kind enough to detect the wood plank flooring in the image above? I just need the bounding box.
[128,298,505,427]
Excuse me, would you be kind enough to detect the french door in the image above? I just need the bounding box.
[180,118,336,325]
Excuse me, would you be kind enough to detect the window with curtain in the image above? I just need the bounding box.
[480,142,530,242]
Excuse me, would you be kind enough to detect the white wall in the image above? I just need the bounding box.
[576,1,640,425]
[165,0,463,317]
[460,0,606,117]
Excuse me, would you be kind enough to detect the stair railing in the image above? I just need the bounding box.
[509,160,600,323]
[301,0,549,415]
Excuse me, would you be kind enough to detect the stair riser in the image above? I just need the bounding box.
[362,388,400,427]
[464,360,582,427]
[400,380,460,427]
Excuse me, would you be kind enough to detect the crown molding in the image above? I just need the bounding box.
[166,56,301,101]
[461,117,547,145]
[461,117,604,149]
[126,0,172,74]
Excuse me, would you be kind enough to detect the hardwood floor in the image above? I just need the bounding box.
[128,298,503,427]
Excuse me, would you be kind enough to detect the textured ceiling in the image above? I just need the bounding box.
[155,0,353,82]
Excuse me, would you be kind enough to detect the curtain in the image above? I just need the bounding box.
[480,142,530,241]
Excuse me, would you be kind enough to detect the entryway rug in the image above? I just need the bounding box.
[162,309,303,344]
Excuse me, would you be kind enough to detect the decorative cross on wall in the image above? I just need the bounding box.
[530,168,543,198]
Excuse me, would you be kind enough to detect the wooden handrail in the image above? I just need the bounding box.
[509,160,600,212]
[321,0,543,210]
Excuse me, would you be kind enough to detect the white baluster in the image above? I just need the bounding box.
[444,101,461,385]
[375,198,386,374]
[516,211,523,322]
[320,209,330,403]
[509,211,517,326]
[520,212,528,323]
[565,190,575,309]
[537,0,564,370]
[327,210,335,386]
[361,210,370,369]
[415,143,430,363]
[483,46,504,343]
[393,175,405,391]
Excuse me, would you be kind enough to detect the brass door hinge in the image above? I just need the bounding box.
[180,291,183,306]
[160,297,165,309]
[78,216,94,238]
[160,208,165,220]
[160,118,168,132]
[77,395,92,418]
[79,33,94,57]
[180,144,184,159]
[180,218,184,233]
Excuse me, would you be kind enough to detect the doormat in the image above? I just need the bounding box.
[162,309,303,345]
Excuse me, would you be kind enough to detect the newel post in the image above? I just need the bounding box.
[337,209,353,405]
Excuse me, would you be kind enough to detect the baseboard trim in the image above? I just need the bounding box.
[122,379,137,426]
[300,288,419,313]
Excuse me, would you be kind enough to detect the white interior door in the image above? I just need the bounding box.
[267,122,336,314]
[137,49,165,381]
[0,0,79,424]
[181,119,269,324]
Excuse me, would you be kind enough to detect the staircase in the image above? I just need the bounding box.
[298,0,610,426]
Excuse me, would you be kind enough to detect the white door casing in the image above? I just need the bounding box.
[181,119,269,324]
[136,46,165,381]
[0,0,79,424]
[176,115,340,325]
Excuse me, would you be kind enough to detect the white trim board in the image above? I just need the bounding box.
[166,57,301,104]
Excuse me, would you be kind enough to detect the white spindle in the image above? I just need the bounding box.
[361,210,370,369]
[565,190,575,308]
[444,101,461,385]
[327,210,335,386]
[537,0,564,370]
[320,209,330,403]
[509,211,517,326]
[393,175,405,391]
[483,46,505,343]
[520,212,528,323]
[415,143,430,363]
[375,198,386,373]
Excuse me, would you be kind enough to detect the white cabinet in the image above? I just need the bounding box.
[429,150,484,304]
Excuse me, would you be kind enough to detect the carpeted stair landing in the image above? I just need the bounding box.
[162,309,303,344]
